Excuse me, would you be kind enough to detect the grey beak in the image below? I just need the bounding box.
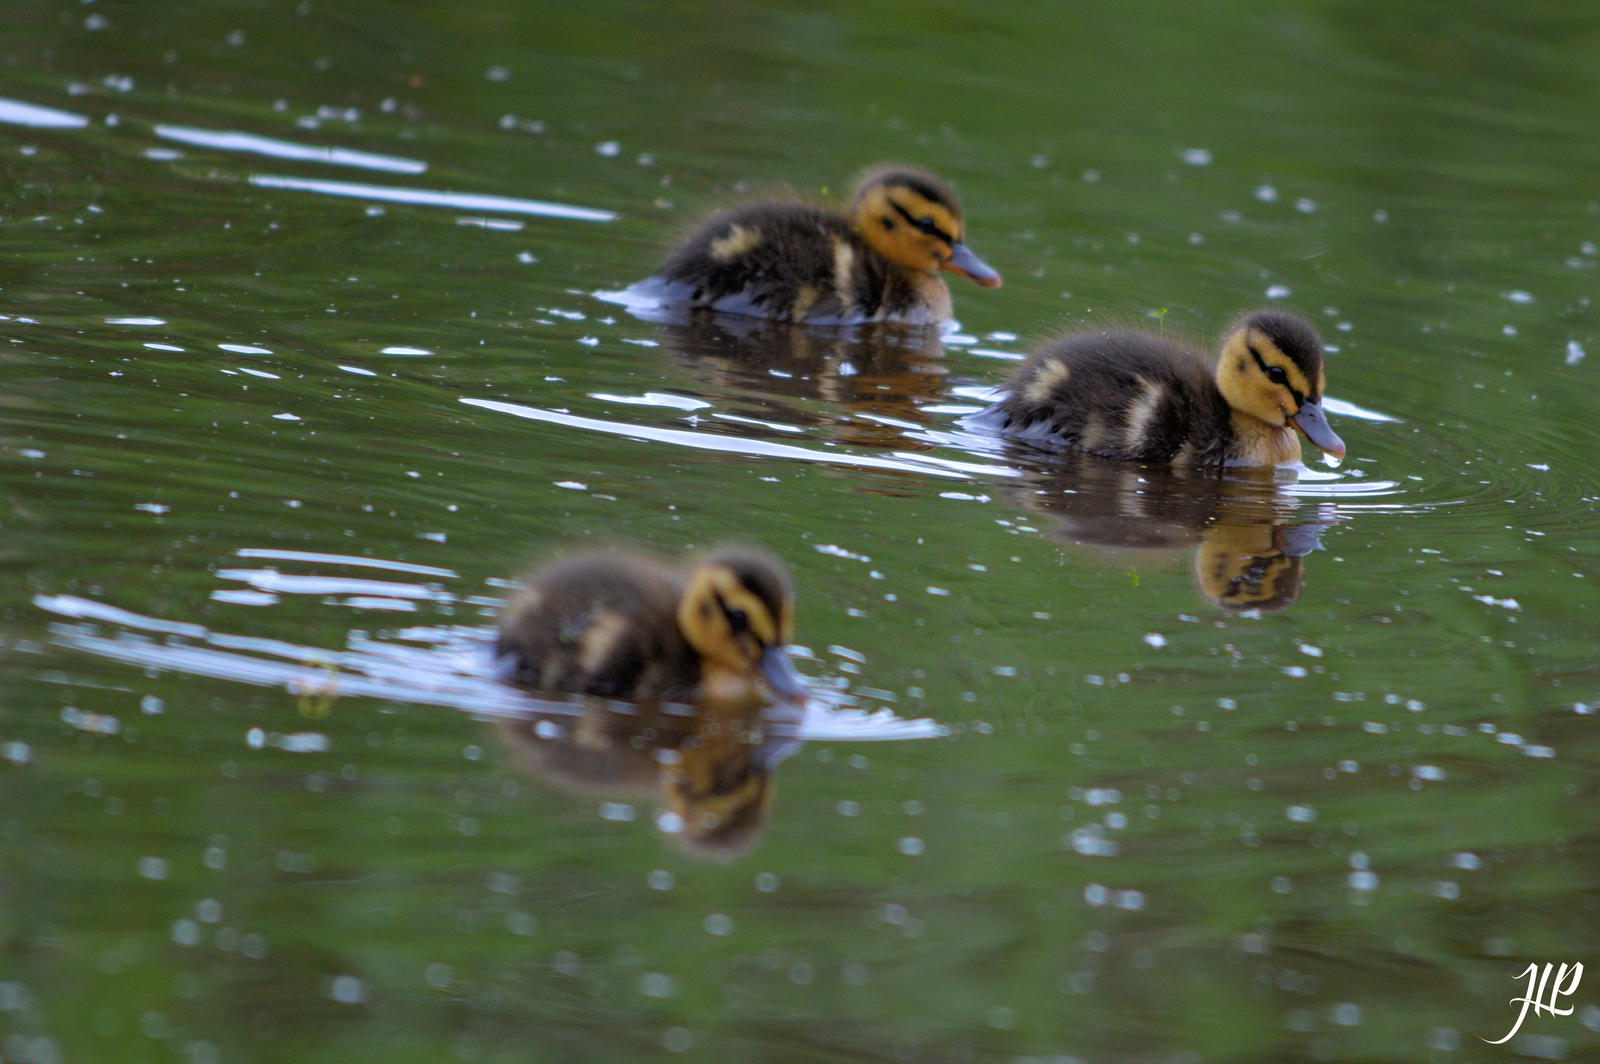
[1292,400,1345,459]
[759,646,808,702]
[943,242,1002,288]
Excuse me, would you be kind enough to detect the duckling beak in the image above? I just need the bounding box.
[944,243,1002,288]
[1291,400,1346,459]
[759,646,809,702]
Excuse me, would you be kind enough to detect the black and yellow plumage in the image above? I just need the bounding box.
[493,547,806,705]
[638,166,1000,326]
[971,310,1345,467]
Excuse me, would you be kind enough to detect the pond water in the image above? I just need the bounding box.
[3,2,1597,1062]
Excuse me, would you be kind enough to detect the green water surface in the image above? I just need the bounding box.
[2,2,1597,1062]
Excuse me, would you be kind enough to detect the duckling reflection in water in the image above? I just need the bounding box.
[633,165,1001,327]
[494,546,806,706]
[998,456,1335,611]
[648,312,950,451]
[970,310,1346,467]
[494,700,799,859]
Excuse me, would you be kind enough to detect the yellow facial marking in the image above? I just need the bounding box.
[577,610,630,674]
[1247,329,1315,403]
[1024,358,1070,403]
[855,183,961,274]
[677,565,787,673]
[708,568,780,645]
[709,224,761,262]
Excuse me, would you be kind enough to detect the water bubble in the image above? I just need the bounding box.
[327,975,364,1003]
[638,973,676,998]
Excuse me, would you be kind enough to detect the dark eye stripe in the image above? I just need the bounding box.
[1247,344,1306,407]
[711,589,763,642]
[888,200,954,246]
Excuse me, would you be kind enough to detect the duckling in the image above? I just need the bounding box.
[494,546,807,705]
[971,310,1345,467]
[639,166,1001,326]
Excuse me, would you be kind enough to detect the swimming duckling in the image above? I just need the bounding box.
[494,547,807,705]
[639,166,1001,326]
[971,310,1345,467]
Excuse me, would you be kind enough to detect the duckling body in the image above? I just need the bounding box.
[494,547,805,705]
[641,167,1000,327]
[972,310,1345,467]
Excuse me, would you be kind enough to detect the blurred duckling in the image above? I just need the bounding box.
[494,546,807,705]
[971,310,1345,467]
[641,166,1001,326]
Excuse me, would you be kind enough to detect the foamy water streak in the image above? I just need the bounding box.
[0,97,88,128]
[36,595,945,741]
[216,567,452,600]
[249,175,616,221]
[235,548,456,577]
[461,397,1019,480]
[1323,396,1400,423]
[156,124,427,174]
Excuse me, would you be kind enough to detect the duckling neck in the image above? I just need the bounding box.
[1227,411,1302,466]
[908,271,952,322]
[696,663,766,709]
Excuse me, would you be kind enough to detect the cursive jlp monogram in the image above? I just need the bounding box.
[1483,962,1584,1045]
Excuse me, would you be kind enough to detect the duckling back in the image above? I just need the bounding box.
[494,552,703,701]
[976,330,1235,464]
[650,202,935,326]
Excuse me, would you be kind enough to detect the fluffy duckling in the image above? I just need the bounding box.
[972,310,1345,467]
[642,166,1001,326]
[494,547,807,705]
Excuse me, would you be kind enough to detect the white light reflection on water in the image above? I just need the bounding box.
[234,547,456,578]
[0,97,89,128]
[460,397,1019,481]
[154,125,428,174]
[249,175,617,222]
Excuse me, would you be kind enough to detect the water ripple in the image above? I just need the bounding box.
[0,97,88,128]
[460,397,1019,481]
[248,175,617,222]
[155,124,427,174]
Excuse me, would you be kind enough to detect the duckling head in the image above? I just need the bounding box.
[850,167,1002,288]
[1215,311,1345,460]
[677,548,807,701]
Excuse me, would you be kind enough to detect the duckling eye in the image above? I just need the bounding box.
[913,216,939,236]
[1266,365,1289,385]
[725,607,749,632]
